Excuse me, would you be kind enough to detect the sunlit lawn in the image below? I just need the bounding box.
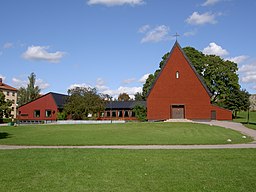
[0,122,252,145]
[0,148,256,192]
[234,111,256,130]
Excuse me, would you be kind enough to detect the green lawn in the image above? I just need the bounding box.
[234,111,256,130]
[0,149,256,192]
[0,122,252,145]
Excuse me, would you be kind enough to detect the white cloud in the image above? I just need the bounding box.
[138,73,150,83]
[138,25,150,33]
[12,77,50,90]
[69,78,142,99]
[12,77,27,88]
[183,30,197,37]
[22,46,65,63]
[186,12,218,25]
[238,62,256,85]
[226,55,248,64]
[36,79,50,90]
[123,78,136,84]
[202,0,221,6]
[0,75,6,82]
[203,42,229,57]
[87,0,144,6]
[140,25,173,43]
[3,42,13,49]
[241,73,256,83]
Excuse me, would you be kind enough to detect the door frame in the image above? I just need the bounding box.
[170,105,185,119]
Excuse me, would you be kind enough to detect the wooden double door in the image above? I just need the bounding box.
[171,105,185,119]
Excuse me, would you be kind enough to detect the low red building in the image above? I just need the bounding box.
[100,101,146,121]
[147,41,232,121]
[18,92,67,123]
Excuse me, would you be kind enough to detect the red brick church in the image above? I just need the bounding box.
[147,41,232,121]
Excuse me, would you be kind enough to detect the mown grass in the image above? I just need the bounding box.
[234,111,256,130]
[0,122,252,145]
[0,149,256,192]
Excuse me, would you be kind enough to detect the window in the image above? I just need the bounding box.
[112,111,116,117]
[45,110,52,118]
[34,110,40,118]
[11,107,14,111]
[118,110,123,117]
[106,111,111,117]
[124,111,129,117]
[12,92,15,96]
[131,111,136,117]
[7,91,9,96]
[176,71,180,79]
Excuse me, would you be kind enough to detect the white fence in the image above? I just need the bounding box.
[55,120,126,124]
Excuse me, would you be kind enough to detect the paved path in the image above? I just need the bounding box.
[195,120,256,141]
[1,121,256,150]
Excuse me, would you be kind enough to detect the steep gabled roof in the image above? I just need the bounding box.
[105,101,146,109]
[50,92,68,109]
[18,92,68,109]
[147,41,212,98]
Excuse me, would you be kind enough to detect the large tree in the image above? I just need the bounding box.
[64,87,105,120]
[17,72,41,106]
[0,91,12,122]
[142,46,249,115]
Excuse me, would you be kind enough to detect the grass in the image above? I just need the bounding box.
[0,122,253,145]
[234,111,256,130]
[0,148,256,192]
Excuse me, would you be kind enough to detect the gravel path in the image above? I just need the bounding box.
[1,121,256,150]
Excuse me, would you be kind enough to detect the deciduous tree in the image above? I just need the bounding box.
[17,72,41,106]
[0,91,12,122]
[118,93,130,101]
[64,87,105,120]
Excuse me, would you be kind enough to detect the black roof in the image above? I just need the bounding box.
[105,101,146,109]
[50,92,68,109]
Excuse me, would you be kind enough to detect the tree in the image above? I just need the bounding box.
[133,104,147,121]
[64,87,105,120]
[134,92,144,101]
[118,93,130,101]
[0,91,12,122]
[17,72,41,106]
[142,46,246,112]
[223,89,250,117]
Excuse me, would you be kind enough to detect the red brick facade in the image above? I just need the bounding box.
[18,93,62,122]
[147,41,232,121]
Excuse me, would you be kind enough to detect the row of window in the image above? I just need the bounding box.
[104,110,136,118]
[6,91,16,96]
[34,110,52,118]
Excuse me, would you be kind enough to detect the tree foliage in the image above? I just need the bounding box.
[118,93,130,101]
[64,87,106,120]
[133,104,147,121]
[17,72,41,106]
[0,91,12,121]
[134,92,144,101]
[142,46,249,114]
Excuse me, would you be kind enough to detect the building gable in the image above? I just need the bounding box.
[147,41,217,120]
[147,41,212,99]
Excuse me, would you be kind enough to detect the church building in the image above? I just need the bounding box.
[147,41,232,121]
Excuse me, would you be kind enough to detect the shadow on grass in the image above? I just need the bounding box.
[240,122,256,125]
[0,132,11,139]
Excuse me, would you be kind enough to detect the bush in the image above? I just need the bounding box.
[133,105,147,121]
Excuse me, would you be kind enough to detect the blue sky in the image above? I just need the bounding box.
[1,0,256,98]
